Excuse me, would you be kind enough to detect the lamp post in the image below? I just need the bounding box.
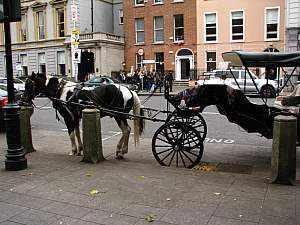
[122,62,126,71]
[2,0,27,171]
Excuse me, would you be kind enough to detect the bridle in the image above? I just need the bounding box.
[23,77,38,103]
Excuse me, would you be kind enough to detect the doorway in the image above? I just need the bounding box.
[175,49,194,80]
[181,59,190,79]
[78,51,94,82]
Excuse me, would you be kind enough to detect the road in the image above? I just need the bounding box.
[29,95,275,148]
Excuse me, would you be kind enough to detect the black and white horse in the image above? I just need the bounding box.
[22,72,144,159]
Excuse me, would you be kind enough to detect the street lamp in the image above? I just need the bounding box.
[2,0,27,171]
[122,62,126,70]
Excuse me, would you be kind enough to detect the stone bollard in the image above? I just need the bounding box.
[19,101,35,153]
[81,103,105,163]
[270,109,297,185]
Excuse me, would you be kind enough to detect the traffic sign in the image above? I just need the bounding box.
[137,48,144,56]
[71,5,77,21]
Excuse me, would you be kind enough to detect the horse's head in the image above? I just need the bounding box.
[22,72,45,102]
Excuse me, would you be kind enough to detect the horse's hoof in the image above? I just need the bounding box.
[76,153,81,156]
[116,151,121,156]
[116,155,124,159]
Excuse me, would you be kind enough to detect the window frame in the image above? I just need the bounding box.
[154,16,164,43]
[204,12,218,43]
[230,10,244,42]
[135,0,145,6]
[31,1,47,41]
[206,51,216,71]
[119,9,123,24]
[135,18,145,44]
[265,7,280,41]
[154,0,164,4]
[174,14,184,42]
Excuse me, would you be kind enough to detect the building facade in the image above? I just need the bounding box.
[0,0,125,82]
[123,0,196,80]
[196,0,285,77]
[285,0,300,52]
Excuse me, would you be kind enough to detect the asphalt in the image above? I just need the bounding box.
[0,85,300,225]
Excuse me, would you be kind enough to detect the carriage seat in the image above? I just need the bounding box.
[274,84,300,113]
[229,87,269,115]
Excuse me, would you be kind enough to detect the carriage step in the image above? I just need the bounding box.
[173,80,189,86]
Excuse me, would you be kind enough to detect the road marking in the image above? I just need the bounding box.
[204,138,234,144]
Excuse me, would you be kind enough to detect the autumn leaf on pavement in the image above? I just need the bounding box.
[146,215,153,222]
[90,190,99,194]
[86,174,94,177]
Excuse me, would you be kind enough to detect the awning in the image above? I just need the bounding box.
[222,51,300,68]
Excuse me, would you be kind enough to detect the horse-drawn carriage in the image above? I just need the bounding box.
[22,51,300,169]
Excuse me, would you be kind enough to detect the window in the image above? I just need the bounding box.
[119,10,123,24]
[136,18,144,43]
[174,14,184,41]
[57,51,66,75]
[231,10,244,41]
[155,52,164,71]
[20,14,27,41]
[265,7,279,40]
[31,1,47,41]
[206,52,216,71]
[205,12,217,42]
[135,0,144,5]
[154,0,164,3]
[37,11,45,40]
[56,8,64,37]
[38,53,46,74]
[136,54,144,70]
[154,16,164,42]
[20,54,28,76]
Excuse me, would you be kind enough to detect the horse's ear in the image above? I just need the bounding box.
[30,71,36,79]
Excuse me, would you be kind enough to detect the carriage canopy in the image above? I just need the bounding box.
[221,51,300,68]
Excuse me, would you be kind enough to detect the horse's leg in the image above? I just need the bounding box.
[116,119,131,159]
[69,130,78,155]
[74,125,83,156]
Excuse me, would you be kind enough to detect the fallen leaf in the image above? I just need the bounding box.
[215,193,221,196]
[86,174,94,177]
[140,176,145,178]
[239,215,242,218]
[90,190,99,194]
[166,198,171,201]
[28,172,33,175]
[22,174,26,176]
[146,215,153,222]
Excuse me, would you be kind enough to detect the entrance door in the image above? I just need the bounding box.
[181,59,190,79]
[78,52,94,82]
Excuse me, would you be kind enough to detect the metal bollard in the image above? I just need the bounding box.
[19,101,35,153]
[81,102,105,163]
[270,109,297,185]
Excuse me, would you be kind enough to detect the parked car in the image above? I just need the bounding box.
[206,69,278,98]
[0,77,26,92]
[84,76,139,93]
[0,84,33,129]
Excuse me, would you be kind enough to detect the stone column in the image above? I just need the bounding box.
[270,110,297,185]
[81,104,105,163]
[19,102,35,153]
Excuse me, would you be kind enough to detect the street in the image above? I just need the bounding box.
[28,95,274,148]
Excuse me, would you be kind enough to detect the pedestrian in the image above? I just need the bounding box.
[156,71,163,93]
[133,70,140,91]
[118,71,126,82]
[167,70,174,92]
[269,69,275,80]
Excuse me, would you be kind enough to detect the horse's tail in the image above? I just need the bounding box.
[132,91,144,146]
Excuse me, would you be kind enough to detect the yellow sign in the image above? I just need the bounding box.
[71,30,80,45]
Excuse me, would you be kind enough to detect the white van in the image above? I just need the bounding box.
[208,69,278,98]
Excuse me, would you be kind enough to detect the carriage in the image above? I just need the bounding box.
[22,51,300,169]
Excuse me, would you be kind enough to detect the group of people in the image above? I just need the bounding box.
[132,70,174,93]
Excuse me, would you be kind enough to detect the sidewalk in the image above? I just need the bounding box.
[0,126,300,224]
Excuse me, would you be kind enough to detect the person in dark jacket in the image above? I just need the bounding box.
[167,70,174,92]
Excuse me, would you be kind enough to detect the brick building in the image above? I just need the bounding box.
[123,0,196,80]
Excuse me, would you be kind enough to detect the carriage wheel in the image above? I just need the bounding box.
[152,121,203,168]
[166,112,207,140]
